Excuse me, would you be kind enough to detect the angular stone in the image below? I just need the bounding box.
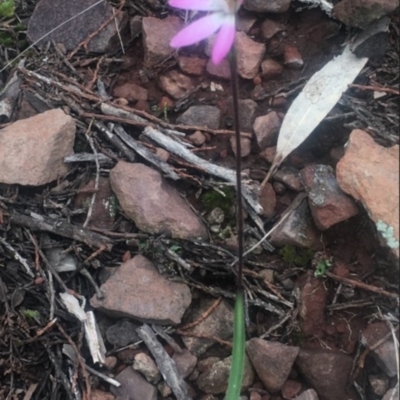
[253,112,282,150]
[227,98,258,132]
[383,386,399,400]
[0,109,75,185]
[261,59,284,79]
[362,322,398,377]
[188,131,206,146]
[177,106,220,130]
[243,0,292,13]
[283,46,304,69]
[269,196,322,250]
[142,16,182,65]
[110,162,207,240]
[172,349,197,379]
[336,129,399,258]
[281,379,302,399]
[261,146,277,164]
[368,374,389,396]
[206,58,231,79]
[178,56,207,76]
[106,320,141,348]
[111,366,157,400]
[300,164,359,230]
[296,271,328,336]
[159,70,194,100]
[196,354,255,394]
[259,183,277,218]
[133,353,161,384]
[246,339,299,393]
[293,389,319,400]
[274,166,303,192]
[27,0,126,52]
[295,348,354,400]
[333,0,399,29]
[260,19,286,40]
[91,255,192,325]
[230,136,252,158]
[236,32,266,79]
[91,390,115,400]
[113,82,148,102]
[237,15,257,32]
[182,299,234,356]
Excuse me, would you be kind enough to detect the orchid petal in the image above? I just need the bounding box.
[211,16,235,64]
[170,13,224,48]
[169,0,227,11]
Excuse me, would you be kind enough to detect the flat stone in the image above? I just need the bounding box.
[172,349,197,379]
[237,15,257,32]
[273,166,303,192]
[91,255,192,325]
[281,379,302,399]
[253,111,282,150]
[133,353,161,384]
[236,32,266,79]
[106,320,141,348]
[159,70,194,100]
[113,82,148,102]
[368,374,389,396]
[27,0,126,52]
[243,0,292,13]
[110,162,207,240]
[260,19,286,40]
[293,389,319,400]
[269,196,322,250]
[206,58,231,79]
[296,271,328,336]
[246,339,299,393]
[177,106,220,130]
[181,299,234,356]
[0,109,75,185]
[300,164,359,230]
[259,183,277,218]
[362,322,398,377]
[142,16,182,65]
[261,59,284,79]
[196,354,255,394]
[227,98,258,132]
[295,348,354,400]
[188,131,207,146]
[178,56,207,76]
[283,46,304,69]
[111,366,157,400]
[230,136,252,158]
[336,129,399,258]
[333,0,399,29]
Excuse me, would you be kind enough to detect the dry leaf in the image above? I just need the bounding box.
[261,44,368,188]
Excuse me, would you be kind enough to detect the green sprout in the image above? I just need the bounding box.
[201,187,235,215]
[22,309,40,320]
[279,245,314,266]
[0,0,15,18]
[314,257,332,278]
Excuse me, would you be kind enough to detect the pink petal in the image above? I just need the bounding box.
[170,13,224,48]
[169,0,226,11]
[211,17,235,64]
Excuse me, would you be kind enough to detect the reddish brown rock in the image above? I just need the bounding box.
[295,348,354,400]
[178,56,207,76]
[300,164,359,230]
[0,109,75,186]
[189,131,206,146]
[159,70,194,99]
[91,255,192,325]
[172,349,197,379]
[142,16,182,65]
[236,32,266,79]
[113,82,148,102]
[283,46,304,69]
[293,389,319,400]
[336,130,399,258]
[281,379,302,399]
[253,111,282,150]
[260,19,286,40]
[91,390,115,400]
[237,15,257,32]
[333,0,399,29]
[247,339,299,393]
[261,146,277,164]
[259,182,277,218]
[274,166,303,192]
[206,58,231,79]
[261,59,284,79]
[296,271,328,336]
[110,162,207,240]
[230,136,252,158]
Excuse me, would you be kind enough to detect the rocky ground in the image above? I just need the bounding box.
[0,0,399,400]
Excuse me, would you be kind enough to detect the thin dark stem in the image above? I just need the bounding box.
[229,45,244,291]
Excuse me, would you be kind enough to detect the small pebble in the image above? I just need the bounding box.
[283,46,304,69]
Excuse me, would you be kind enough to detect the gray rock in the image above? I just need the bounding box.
[142,16,182,65]
[382,386,399,400]
[106,320,140,347]
[133,353,161,384]
[236,32,266,79]
[243,0,291,13]
[274,166,303,192]
[269,196,322,250]
[110,162,207,240]
[295,348,354,400]
[0,109,75,185]
[253,112,282,150]
[27,0,126,52]
[196,354,255,394]
[182,299,234,356]
[227,97,258,132]
[246,338,299,393]
[300,164,359,230]
[172,349,197,379]
[177,106,221,130]
[91,255,192,325]
[230,136,252,158]
[294,389,319,400]
[368,374,389,396]
[111,366,157,400]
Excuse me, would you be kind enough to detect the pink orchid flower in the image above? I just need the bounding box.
[169,0,242,64]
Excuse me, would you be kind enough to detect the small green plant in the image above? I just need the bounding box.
[314,257,332,278]
[22,309,40,320]
[279,245,314,266]
[0,0,15,18]
[201,187,235,215]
